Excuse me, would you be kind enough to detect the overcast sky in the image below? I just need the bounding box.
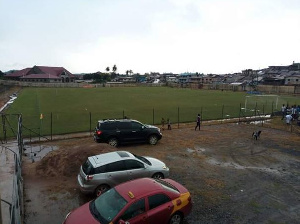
[1,0,299,74]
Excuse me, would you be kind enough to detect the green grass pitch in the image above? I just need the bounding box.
[5,87,300,136]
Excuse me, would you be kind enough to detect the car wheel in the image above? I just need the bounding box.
[152,172,164,179]
[148,135,158,145]
[108,138,118,147]
[93,136,100,143]
[169,212,183,224]
[95,184,110,197]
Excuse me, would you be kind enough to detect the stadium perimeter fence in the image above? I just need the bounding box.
[2,101,299,141]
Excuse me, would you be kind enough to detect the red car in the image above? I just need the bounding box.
[63,178,192,224]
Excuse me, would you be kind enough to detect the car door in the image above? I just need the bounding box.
[105,161,129,186]
[146,193,174,224]
[129,121,148,142]
[124,159,149,180]
[117,122,133,143]
[116,198,148,224]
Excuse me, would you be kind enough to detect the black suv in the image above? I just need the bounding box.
[94,119,162,147]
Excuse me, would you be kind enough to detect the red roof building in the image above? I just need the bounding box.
[5,65,76,83]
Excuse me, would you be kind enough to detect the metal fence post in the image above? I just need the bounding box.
[51,112,53,141]
[239,103,241,123]
[89,112,92,136]
[177,107,179,128]
[255,102,257,117]
[222,105,224,120]
[2,114,7,142]
[201,107,203,123]
[153,108,154,125]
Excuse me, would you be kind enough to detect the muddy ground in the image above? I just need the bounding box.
[21,121,300,224]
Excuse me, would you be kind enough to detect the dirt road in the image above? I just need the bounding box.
[22,122,300,224]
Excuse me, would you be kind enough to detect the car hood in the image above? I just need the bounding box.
[145,124,159,129]
[64,202,99,224]
[144,156,167,167]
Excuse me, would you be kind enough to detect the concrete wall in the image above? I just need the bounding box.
[0,80,298,94]
[0,80,164,88]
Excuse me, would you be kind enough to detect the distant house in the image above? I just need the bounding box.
[4,65,76,83]
[285,73,300,86]
[263,75,285,85]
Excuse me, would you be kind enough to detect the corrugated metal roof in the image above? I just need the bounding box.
[5,66,75,78]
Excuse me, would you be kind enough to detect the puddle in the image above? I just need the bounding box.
[206,157,283,175]
[23,145,58,162]
[186,146,206,154]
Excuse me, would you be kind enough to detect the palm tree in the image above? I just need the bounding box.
[112,65,117,73]
[106,67,110,73]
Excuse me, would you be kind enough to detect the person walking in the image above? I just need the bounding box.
[195,114,201,131]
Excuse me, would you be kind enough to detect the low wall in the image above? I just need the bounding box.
[0,80,164,88]
[0,80,298,94]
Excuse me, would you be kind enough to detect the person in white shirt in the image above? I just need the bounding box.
[285,114,293,125]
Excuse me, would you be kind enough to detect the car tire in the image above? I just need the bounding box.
[95,184,110,197]
[169,212,183,224]
[152,172,164,179]
[148,135,158,145]
[108,138,118,147]
[93,136,100,143]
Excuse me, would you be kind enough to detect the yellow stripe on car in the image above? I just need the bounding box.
[170,192,191,215]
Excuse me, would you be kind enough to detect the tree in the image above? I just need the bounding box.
[0,70,4,79]
[106,67,110,72]
[112,64,117,73]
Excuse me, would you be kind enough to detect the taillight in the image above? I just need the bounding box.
[86,175,94,181]
[96,130,102,135]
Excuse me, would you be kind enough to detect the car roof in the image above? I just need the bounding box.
[97,119,140,123]
[116,178,164,200]
[89,151,135,167]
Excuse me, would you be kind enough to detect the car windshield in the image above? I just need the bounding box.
[134,154,151,166]
[92,188,127,223]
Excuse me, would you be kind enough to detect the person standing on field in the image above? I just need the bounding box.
[281,104,286,120]
[195,114,201,131]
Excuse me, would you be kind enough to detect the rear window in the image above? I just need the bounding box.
[82,159,94,175]
[99,122,117,130]
[155,179,180,194]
